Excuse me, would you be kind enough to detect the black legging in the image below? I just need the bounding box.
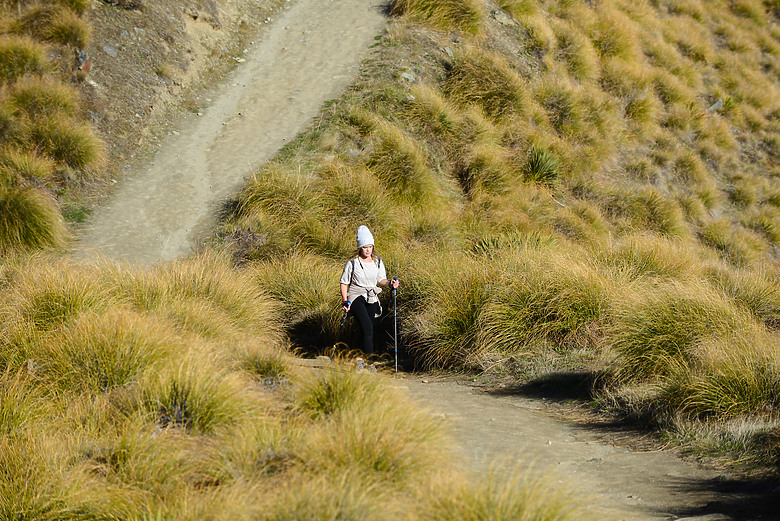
[350,296,380,359]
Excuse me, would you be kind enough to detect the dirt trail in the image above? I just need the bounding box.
[73,2,776,519]
[399,375,777,521]
[75,0,387,265]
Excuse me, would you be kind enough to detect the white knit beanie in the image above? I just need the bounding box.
[356,225,374,248]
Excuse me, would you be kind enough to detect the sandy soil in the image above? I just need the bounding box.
[75,0,387,265]
[72,2,777,519]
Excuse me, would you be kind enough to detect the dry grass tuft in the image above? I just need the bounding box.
[390,0,484,34]
[442,46,529,120]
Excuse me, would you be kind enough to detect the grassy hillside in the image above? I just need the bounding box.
[217,0,780,470]
[0,0,103,253]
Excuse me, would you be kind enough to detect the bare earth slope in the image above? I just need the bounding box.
[73,2,777,519]
[76,0,387,265]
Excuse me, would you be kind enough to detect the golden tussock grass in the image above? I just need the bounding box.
[552,19,600,81]
[517,12,557,54]
[9,4,91,48]
[0,35,48,84]
[442,45,530,120]
[0,184,67,255]
[606,279,761,384]
[418,467,589,521]
[390,0,484,34]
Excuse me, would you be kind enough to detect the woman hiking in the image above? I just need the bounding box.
[340,225,399,368]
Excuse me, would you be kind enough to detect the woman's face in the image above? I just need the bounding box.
[360,245,373,257]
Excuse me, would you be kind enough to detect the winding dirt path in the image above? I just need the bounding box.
[72,2,777,519]
[399,375,777,521]
[75,0,387,265]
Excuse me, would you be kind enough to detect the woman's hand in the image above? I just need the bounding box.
[342,300,351,312]
[390,277,399,289]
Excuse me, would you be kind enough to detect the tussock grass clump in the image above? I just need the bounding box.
[390,0,484,34]
[608,281,760,383]
[295,364,381,418]
[301,385,451,483]
[534,77,585,136]
[0,435,78,519]
[367,119,445,205]
[260,473,389,521]
[29,116,104,170]
[419,469,584,521]
[553,19,600,81]
[10,5,91,48]
[699,218,768,266]
[405,252,493,368]
[589,5,641,60]
[0,149,55,183]
[442,46,529,120]
[478,249,613,353]
[0,184,67,255]
[660,329,780,416]
[8,75,78,117]
[140,357,248,434]
[0,36,48,84]
[596,234,704,282]
[42,310,171,393]
[706,264,780,328]
[0,370,47,435]
[252,252,341,337]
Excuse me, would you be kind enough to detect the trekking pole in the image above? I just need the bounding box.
[392,278,398,374]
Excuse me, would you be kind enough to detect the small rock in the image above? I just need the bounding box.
[102,45,119,58]
[422,379,429,383]
[133,27,146,38]
[708,99,724,112]
[492,10,518,26]
[400,72,416,83]
[443,46,455,60]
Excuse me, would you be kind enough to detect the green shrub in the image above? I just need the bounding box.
[0,184,67,254]
[522,146,560,185]
[0,36,48,84]
[390,0,484,34]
